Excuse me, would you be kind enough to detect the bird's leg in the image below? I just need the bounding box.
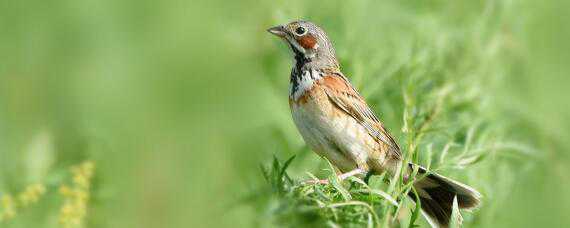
[303,168,366,185]
[338,168,366,180]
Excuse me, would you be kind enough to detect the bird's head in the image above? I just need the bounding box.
[268,20,338,69]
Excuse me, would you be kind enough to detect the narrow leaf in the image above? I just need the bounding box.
[450,196,463,228]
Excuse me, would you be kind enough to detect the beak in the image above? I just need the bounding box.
[267,25,287,37]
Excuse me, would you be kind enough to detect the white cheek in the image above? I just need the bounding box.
[286,36,306,54]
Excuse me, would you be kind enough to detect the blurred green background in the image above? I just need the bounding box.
[1,0,569,227]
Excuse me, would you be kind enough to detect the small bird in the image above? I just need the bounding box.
[268,20,481,227]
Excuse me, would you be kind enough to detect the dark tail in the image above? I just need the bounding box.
[408,164,481,227]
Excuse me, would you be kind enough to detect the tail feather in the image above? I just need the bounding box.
[408,164,481,227]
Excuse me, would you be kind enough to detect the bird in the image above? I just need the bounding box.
[267,20,481,227]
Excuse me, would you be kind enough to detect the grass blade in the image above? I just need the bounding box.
[449,196,463,228]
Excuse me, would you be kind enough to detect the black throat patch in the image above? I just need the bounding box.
[290,48,311,96]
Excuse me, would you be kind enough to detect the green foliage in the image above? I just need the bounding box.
[1,0,570,227]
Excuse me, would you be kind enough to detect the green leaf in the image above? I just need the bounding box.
[408,188,421,228]
[330,175,351,201]
[450,196,463,228]
[280,155,296,185]
[260,164,270,183]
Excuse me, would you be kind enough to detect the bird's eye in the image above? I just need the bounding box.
[295,27,307,35]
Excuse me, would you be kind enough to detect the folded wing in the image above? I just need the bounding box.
[320,72,401,160]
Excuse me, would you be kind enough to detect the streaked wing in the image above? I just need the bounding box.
[320,72,401,159]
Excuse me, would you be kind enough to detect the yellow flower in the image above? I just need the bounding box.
[60,185,73,197]
[59,161,95,227]
[16,184,46,207]
[73,175,89,189]
[0,195,16,221]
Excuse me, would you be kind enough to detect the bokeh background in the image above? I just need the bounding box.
[1,0,569,227]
